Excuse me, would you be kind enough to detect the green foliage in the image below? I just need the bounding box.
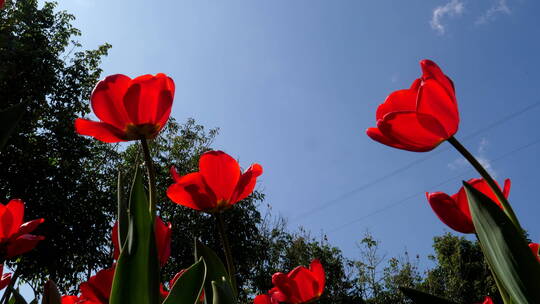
[0,0,116,293]
[251,219,363,304]
[110,169,160,304]
[162,258,206,304]
[420,233,499,303]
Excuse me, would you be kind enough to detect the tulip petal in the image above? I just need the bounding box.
[420,60,455,101]
[80,267,114,303]
[123,74,174,126]
[254,295,272,304]
[427,192,475,233]
[287,266,320,302]
[503,178,511,198]
[112,223,120,261]
[75,119,127,143]
[366,127,424,151]
[377,112,445,152]
[167,173,217,211]
[6,234,45,258]
[0,269,10,291]
[91,74,132,129]
[13,218,44,239]
[230,164,263,204]
[272,273,301,303]
[199,151,241,203]
[155,217,172,266]
[309,259,325,296]
[376,89,417,120]
[416,79,459,137]
[0,200,23,239]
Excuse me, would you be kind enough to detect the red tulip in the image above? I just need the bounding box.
[167,150,263,213]
[254,259,325,304]
[477,297,494,304]
[112,216,172,267]
[79,267,115,304]
[0,0,5,9]
[75,73,175,143]
[0,199,45,259]
[529,243,540,262]
[0,264,11,291]
[367,60,459,152]
[427,178,510,234]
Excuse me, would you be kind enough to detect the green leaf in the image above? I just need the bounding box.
[0,102,25,151]
[194,240,234,304]
[7,287,28,304]
[211,278,235,304]
[117,171,128,250]
[110,168,160,304]
[399,287,458,304]
[41,280,61,304]
[465,182,540,304]
[162,258,207,304]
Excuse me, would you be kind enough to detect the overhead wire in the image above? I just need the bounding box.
[290,101,540,222]
[327,136,540,234]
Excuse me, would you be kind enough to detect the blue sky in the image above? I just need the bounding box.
[37,0,540,274]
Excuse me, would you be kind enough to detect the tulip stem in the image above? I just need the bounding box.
[447,136,521,230]
[140,138,156,216]
[215,212,238,293]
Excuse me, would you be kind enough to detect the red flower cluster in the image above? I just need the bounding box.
[426,178,510,234]
[254,260,325,304]
[112,216,172,267]
[167,150,263,213]
[0,199,45,260]
[75,73,175,143]
[0,264,10,291]
[367,60,459,152]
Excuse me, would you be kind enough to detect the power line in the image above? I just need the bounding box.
[327,136,540,234]
[290,101,540,222]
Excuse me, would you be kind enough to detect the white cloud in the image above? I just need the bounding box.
[476,0,511,25]
[448,137,497,177]
[430,0,465,35]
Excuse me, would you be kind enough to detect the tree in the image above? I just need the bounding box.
[251,216,363,304]
[420,233,499,303]
[0,0,116,293]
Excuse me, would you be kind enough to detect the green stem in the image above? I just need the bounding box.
[215,213,237,293]
[447,136,521,231]
[140,138,156,216]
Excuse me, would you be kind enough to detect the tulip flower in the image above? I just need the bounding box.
[529,243,540,262]
[112,216,172,266]
[254,259,325,304]
[79,267,115,304]
[477,297,494,304]
[0,199,45,260]
[167,150,263,213]
[60,296,94,304]
[0,0,5,9]
[367,59,459,152]
[0,264,11,291]
[75,73,175,143]
[427,178,510,234]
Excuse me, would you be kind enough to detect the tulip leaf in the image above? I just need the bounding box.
[399,287,457,304]
[211,278,235,304]
[0,102,25,151]
[163,258,207,304]
[117,171,128,251]
[110,168,160,304]
[194,240,234,304]
[41,281,61,304]
[465,182,540,304]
